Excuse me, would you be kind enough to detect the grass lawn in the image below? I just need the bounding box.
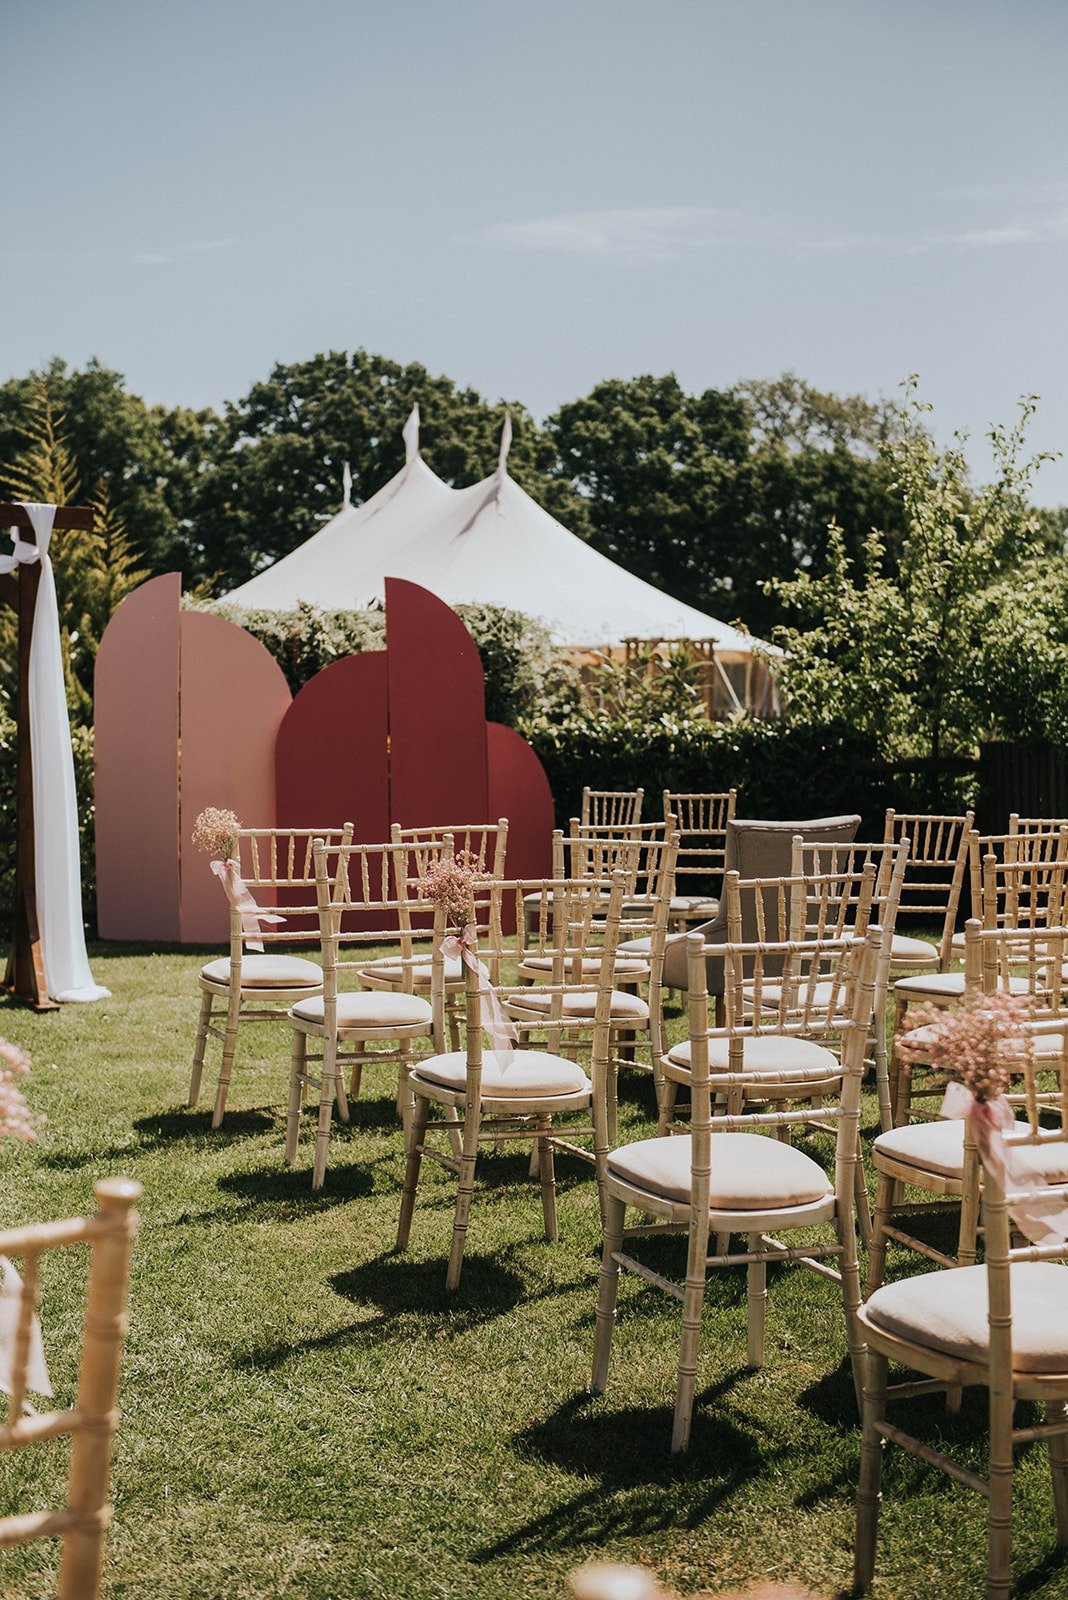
[1,942,1067,1599]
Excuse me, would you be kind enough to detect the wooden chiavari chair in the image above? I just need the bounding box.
[396,875,627,1286]
[188,824,354,1128]
[662,788,736,930]
[855,1035,1068,1600]
[0,1179,140,1600]
[286,840,440,1190]
[883,808,973,973]
[869,920,1068,1294]
[591,923,881,1452]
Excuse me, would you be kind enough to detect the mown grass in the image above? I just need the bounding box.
[0,943,1066,1599]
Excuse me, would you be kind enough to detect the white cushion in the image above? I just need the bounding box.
[670,895,719,914]
[874,1119,1068,1183]
[901,1021,1065,1059]
[508,989,649,1022]
[201,954,322,989]
[357,954,463,988]
[289,992,432,1028]
[607,1132,833,1210]
[518,954,648,977]
[413,1049,590,1099]
[864,1262,1068,1373]
[895,972,1029,1000]
[618,936,653,957]
[756,979,849,1012]
[667,1034,840,1082]
[889,934,940,968]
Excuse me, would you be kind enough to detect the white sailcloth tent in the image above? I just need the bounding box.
[225,410,775,682]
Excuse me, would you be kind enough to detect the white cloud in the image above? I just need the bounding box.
[466,206,755,263]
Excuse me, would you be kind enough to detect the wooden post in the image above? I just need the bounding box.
[0,503,94,1010]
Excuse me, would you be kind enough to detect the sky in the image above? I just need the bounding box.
[3,0,1067,500]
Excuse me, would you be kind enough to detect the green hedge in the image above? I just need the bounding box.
[522,715,912,836]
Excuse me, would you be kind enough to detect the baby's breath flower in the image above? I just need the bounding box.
[192,807,242,860]
[896,989,1032,1101]
[419,851,490,927]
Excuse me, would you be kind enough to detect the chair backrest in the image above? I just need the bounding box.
[225,825,355,959]
[559,820,672,898]
[662,789,737,893]
[1010,813,1068,837]
[970,827,1068,934]
[679,924,881,1195]
[882,809,974,967]
[962,919,1068,1021]
[390,819,509,881]
[0,1178,140,1600]
[313,839,438,1000]
[792,838,908,963]
[580,788,643,830]
[724,859,877,999]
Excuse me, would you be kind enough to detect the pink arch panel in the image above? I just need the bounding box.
[94,573,182,940]
[178,610,292,943]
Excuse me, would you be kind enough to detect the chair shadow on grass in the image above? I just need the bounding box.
[40,1107,279,1170]
[472,1377,772,1559]
[232,1248,528,1372]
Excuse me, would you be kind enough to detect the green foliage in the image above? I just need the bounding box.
[540,371,907,637]
[976,561,1068,745]
[771,382,1056,765]
[198,598,570,726]
[521,712,890,830]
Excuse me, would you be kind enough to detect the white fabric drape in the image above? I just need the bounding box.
[3,504,109,1002]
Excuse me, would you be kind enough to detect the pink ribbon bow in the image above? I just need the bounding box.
[210,859,285,953]
[442,922,517,1068]
[942,1080,1068,1247]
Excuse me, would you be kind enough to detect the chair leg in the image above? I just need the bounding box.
[210,988,243,1130]
[671,1204,712,1455]
[745,1236,767,1371]
[446,1099,481,1291]
[311,1038,338,1192]
[536,1118,557,1242]
[656,1075,678,1138]
[853,1348,888,1596]
[285,1029,306,1167]
[591,1193,626,1395]
[987,1380,1014,1600]
[395,1093,431,1251]
[854,1131,873,1248]
[1047,1400,1068,1545]
[865,1172,893,1296]
[873,993,893,1134]
[188,991,213,1107]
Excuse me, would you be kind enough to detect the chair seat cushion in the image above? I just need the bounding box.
[670,895,719,915]
[901,1021,1066,1059]
[864,1262,1068,1373]
[607,1132,833,1210]
[289,992,432,1028]
[618,936,653,957]
[874,1118,1068,1182]
[412,1049,590,1099]
[508,989,649,1022]
[201,954,322,989]
[357,954,463,988]
[890,934,941,968]
[518,954,649,978]
[895,972,1029,1000]
[755,979,848,1012]
[667,1034,840,1081]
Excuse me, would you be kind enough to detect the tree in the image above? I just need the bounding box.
[540,372,907,638]
[770,382,1057,769]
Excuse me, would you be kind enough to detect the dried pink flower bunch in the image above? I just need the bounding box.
[419,851,490,926]
[192,807,242,860]
[896,989,1033,1101]
[0,1039,39,1144]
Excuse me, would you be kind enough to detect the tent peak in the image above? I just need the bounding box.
[498,412,512,475]
[403,404,420,467]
